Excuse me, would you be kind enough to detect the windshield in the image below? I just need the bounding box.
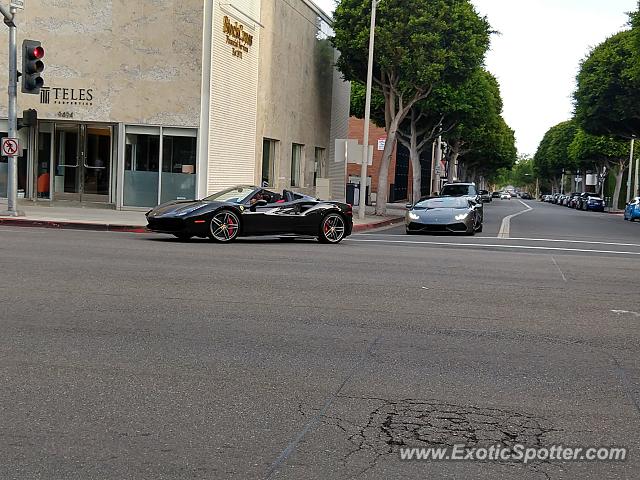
[203,186,257,204]
[414,197,469,209]
[440,184,476,196]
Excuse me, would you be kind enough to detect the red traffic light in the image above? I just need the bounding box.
[32,46,45,59]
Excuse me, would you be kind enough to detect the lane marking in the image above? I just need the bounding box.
[612,310,640,318]
[551,256,567,282]
[345,238,640,256]
[355,234,640,249]
[497,200,533,239]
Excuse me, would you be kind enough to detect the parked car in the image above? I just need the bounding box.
[492,191,502,199]
[406,196,483,235]
[624,197,640,221]
[146,185,353,243]
[583,195,605,212]
[500,192,511,200]
[479,189,492,203]
[520,192,533,200]
[567,193,581,208]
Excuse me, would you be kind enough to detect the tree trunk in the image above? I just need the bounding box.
[449,143,460,182]
[375,120,400,215]
[409,132,422,204]
[612,162,625,210]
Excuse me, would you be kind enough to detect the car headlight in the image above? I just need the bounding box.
[454,213,469,221]
[408,212,420,220]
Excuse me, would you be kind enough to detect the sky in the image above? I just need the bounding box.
[313,0,637,155]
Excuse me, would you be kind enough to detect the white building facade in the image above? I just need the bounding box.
[0,0,350,209]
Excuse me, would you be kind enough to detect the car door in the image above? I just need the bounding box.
[240,189,284,235]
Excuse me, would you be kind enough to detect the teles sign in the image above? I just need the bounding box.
[223,16,253,59]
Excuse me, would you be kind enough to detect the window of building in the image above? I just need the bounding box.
[124,127,160,207]
[161,129,197,203]
[314,147,325,187]
[262,138,277,187]
[291,143,303,187]
[123,126,197,208]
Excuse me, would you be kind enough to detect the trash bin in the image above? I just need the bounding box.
[346,182,356,205]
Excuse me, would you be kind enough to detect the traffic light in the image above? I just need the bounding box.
[21,39,45,94]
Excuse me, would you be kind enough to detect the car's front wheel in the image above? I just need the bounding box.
[318,213,346,244]
[208,210,241,243]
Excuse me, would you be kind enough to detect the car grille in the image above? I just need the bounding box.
[408,222,467,233]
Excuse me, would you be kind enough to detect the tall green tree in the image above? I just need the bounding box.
[533,120,578,192]
[332,0,490,214]
[568,129,632,200]
[574,30,640,138]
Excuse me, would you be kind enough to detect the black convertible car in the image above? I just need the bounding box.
[146,185,353,243]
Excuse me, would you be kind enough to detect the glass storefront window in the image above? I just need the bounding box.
[37,131,52,199]
[291,143,303,187]
[124,131,160,207]
[262,139,277,187]
[160,133,196,203]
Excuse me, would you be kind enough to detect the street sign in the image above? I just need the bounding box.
[1,137,20,157]
[10,0,24,9]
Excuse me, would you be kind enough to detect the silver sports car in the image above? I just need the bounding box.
[405,197,483,235]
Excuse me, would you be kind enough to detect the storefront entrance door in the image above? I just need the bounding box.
[53,124,112,202]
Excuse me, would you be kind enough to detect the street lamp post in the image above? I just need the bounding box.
[358,0,379,220]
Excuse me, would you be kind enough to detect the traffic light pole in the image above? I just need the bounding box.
[1,3,22,216]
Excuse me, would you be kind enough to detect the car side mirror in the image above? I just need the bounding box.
[250,199,268,211]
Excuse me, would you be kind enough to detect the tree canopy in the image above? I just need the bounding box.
[573,29,640,138]
[332,0,491,214]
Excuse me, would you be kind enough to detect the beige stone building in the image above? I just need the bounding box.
[0,0,350,208]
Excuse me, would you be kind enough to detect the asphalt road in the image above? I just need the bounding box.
[1,199,639,479]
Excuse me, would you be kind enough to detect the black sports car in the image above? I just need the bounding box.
[146,185,353,243]
[405,196,483,235]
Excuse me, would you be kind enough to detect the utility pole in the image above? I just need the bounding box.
[0,1,23,216]
[358,0,378,220]
[634,136,639,198]
[626,136,635,203]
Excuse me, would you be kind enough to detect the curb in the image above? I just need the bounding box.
[353,216,403,233]
[0,217,148,233]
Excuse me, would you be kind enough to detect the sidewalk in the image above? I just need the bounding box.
[0,202,403,233]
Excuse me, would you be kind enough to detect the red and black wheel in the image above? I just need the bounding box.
[208,210,241,243]
[318,213,346,244]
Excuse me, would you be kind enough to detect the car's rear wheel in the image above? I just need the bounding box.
[209,210,241,243]
[318,213,346,244]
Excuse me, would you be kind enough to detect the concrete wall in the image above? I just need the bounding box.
[255,0,337,196]
[0,0,203,127]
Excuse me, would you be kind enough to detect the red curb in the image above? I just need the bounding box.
[352,216,403,233]
[0,217,148,233]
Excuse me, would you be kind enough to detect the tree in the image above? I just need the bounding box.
[568,129,632,201]
[574,30,640,138]
[332,0,490,214]
[533,120,578,192]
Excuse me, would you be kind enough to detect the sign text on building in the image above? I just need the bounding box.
[223,16,253,59]
[40,86,94,106]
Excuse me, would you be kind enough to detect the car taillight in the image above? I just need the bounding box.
[346,204,353,216]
